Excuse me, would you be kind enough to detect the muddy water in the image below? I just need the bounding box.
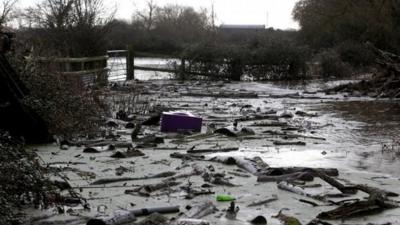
[30,79,400,225]
[224,81,400,175]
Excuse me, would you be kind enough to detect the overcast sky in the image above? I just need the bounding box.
[18,0,299,30]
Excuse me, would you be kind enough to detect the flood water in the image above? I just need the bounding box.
[222,80,400,176]
[30,59,400,225]
[107,57,177,81]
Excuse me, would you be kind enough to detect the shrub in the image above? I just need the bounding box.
[336,41,375,67]
[317,49,353,78]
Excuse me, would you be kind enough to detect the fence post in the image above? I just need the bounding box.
[180,58,186,80]
[126,46,134,80]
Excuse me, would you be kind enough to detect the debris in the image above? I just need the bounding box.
[134,213,168,225]
[92,171,177,185]
[110,149,145,158]
[125,181,181,196]
[273,141,306,146]
[142,113,161,126]
[272,208,302,225]
[83,147,101,153]
[209,156,270,176]
[257,172,314,183]
[176,218,210,225]
[87,206,180,225]
[214,127,237,137]
[279,111,294,118]
[317,185,398,220]
[225,201,239,220]
[216,194,236,202]
[251,121,288,127]
[185,201,218,219]
[250,215,267,224]
[131,123,142,140]
[247,195,278,207]
[187,147,238,154]
[295,111,318,117]
[86,209,137,225]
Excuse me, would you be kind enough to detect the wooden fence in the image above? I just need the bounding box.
[36,55,108,85]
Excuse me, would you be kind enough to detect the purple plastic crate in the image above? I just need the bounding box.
[161,112,202,133]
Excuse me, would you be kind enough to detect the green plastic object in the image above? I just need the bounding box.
[216,194,235,202]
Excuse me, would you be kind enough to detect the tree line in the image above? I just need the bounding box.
[2,0,400,78]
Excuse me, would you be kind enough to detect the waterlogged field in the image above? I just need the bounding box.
[30,79,400,225]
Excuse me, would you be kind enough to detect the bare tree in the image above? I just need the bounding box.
[0,0,18,27]
[20,0,115,57]
[135,0,157,32]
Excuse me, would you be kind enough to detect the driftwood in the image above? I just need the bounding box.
[247,195,278,207]
[257,172,314,182]
[263,130,326,141]
[91,171,176,185]
[277,182,328,204]
[170,152,205,161]
[209,156,270,176]
[125,181,181,196]
[317,184,399,220]
[250,121,288,127]
[187,147,239,154]
[202,172,237,187]
[236,114,280,122]
[182,92,258,98]
[185,201,218,219]
[273,141,306,146]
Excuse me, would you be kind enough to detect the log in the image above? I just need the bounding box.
[257,172,314,182]
[186,201,218,219]
[91,171,176,185]
[209,156,270,176]
[247,195,278,207]
[273,141,306,146]
[187,147,239,154]
[317,183,398,219]
[125,181,181,196]
[277,181,327,203]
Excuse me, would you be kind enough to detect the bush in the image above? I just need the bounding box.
[0,131,53,225]
[180,40,309,81]
[336,41,375,67]
[7,47,105,139]
[318,49,353,78]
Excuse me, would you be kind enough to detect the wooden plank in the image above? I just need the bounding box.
[61,68,108,76]
[37,55,109,63]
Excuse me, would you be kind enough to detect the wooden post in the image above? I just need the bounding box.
[126,46,134,80]
[180,58,186,80]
